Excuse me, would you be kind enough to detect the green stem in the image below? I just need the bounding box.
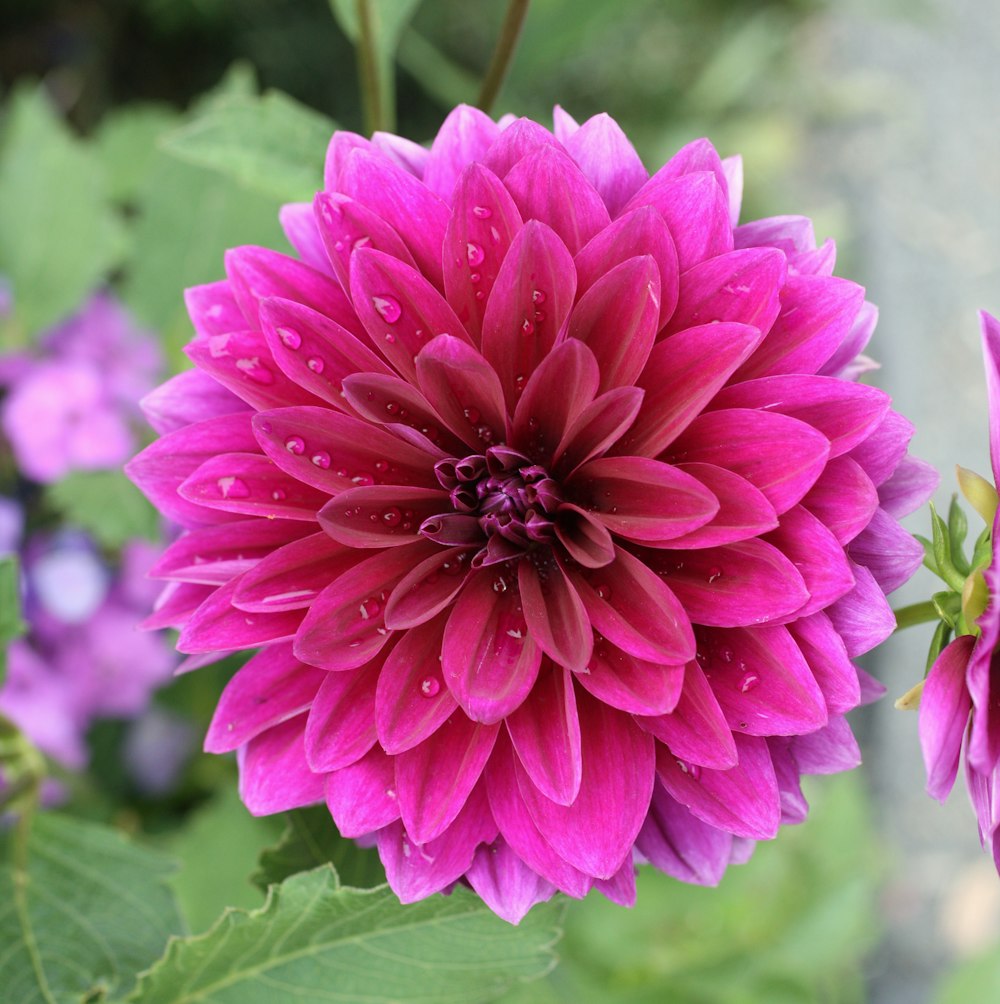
[892,600,940,631]
[477,0,531,114]
[355,0,384,135]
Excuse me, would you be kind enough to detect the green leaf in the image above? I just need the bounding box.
[44,469,161,550]
[0,813,185,1004]
[132,867,563,1004]
[329,0,423,131]
[252,805,385,892]
[0,555,26,687]
[0,85,125,338]
[161,90,334,203]
[95,103,180,204]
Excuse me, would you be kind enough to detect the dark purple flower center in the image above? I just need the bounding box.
[421,446,563,566]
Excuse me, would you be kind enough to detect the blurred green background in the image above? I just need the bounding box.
[2,1,1000,1001]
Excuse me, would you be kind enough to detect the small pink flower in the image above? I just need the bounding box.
[129,107,934,921]
[919,311,1000,870]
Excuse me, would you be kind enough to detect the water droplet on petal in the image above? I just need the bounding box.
[271,488,286,501]
[277,327,301,349]
[385,332,396,344]
[470,272,481,284]
[491,575,508,593]
[420,676,441,697]
[217,476,250,499]
[719,645,734,664]
[739,671,760,693]
[521,319,535,336]
[359,597,381,620]
[532,289,547,304]
[474,290,485,301]
[381,506,402,528]
[594,583,612,600]
[385,400,399,415]
[285,435,305,455]
[307,356,325,374]
[707,566,723,583]
[374,459,390,474]
[463,406,481,424]
[311,451,332,469]
[236,358,274,384]
[373,295,402,323]
[472,205,492,219]
[352,472,375,486]
[467,242,485,267]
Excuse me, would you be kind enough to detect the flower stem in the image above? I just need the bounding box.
[477,0,531,115]
[893,600,940,631]
[355,0,385,135]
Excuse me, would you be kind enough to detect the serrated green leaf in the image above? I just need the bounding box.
[0,813,184,1004]
[252,805,385,892]
[95,103,180,204]
[162,90,334,202]
[44,469,161,550]
[131,866,563,1004]
[0,85,125,338]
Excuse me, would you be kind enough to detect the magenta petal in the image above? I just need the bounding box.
[848,507,926,595]
[649,539,808,627]
[442,568,543,723]
[140,368,249,435]
[415,334,508,449]
[279,202,330,274]
[553,386,644,475]
[849,409,914,488]
[338,149,451,288]
[656,733,780,840]
[667,408,830,515]
[126,412,257,527]
[324,130,373,190]
[826,561,896,657]
[920,635,975,802]
[594,858,637,907]
[371,131,429,177]
[787,613,861,716]
[294,540,437,670]
[554,504,615,568]
[350,247,469,381]
[712,375,891,459]
[253,406,439,492]
[734,274,866,380]
[574,206,680,327]
[424,104,502,200]
[552,106,580,142]
[179,452,328,520]
[319,485,448,548]
[568,456,719,544]
[580,638,684,716]
[636,783,733,886]
[314,191,417,292]
[178,576,302,653]
[790,715,861,775]
[702,624,829,737]
[504,145,611,254]
[384,547,474,630]
[303,656,381,771]
[763,505,856,616]
[395,712,500,844]
[568,256,660,391]
[512,339,600,462]
[375,616,458,754]
[571,546,695,664]
[516,690,654,879]
[379,783,497,903]
[151,517,311,585]
[623,171,734,271]
[185,280,245,338]
[564,113,648,218]
[239,715,325,815]
[981,311,1000,486]
[260,296,392,410]
[205,642,326,753]
[483,118,561,176]
[486,733,592,898]
[224,245,359,334]
[232,531,355,611]
[768,738,809,823]
[506,662,582,806]
[518,557,592,672]
[878,455,940,519]
[443,163,523,342]
[801,456,879,545]
[735,214,818,256]
[617,322,763,458]
[666,463,778,549]
[325,745,400,837]
[141,582,214,631]
[666,248,786,336]
[481,220,577,407]
[636,659,737,770]
[466,838,556,925]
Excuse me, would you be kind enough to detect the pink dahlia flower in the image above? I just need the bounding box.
[919,311,1000,870]
[128,106,935,922]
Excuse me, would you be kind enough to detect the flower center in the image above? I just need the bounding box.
[420,446,563,566]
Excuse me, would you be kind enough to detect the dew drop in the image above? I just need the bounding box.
[739,671,760,693]
[521,319,535,336]
[373,295,402,323]
[474,290,485,301]
[374,460,390,474]
[467,242,485,267]
[533,310,546,323]
[271,488,287,501]
[706,566,723,584]
[277,327,302,349]
[463,406,481,424]
[381,506,402,528]
[532,289,547,304]
[307,356,325,374]
[385,787,397,799]
[719,645,734,664]
[385,332,396,344]
[285,435,305,455]
[594,583,612,600]
[472,205,493,219]
[217,476,250,499]
[442,558,463,576]
[385,400,400,415]
[353,235,371,250]
[359,597,381,620]
[470,272,481,284]
[352,472,375,486]
[311,451,332,469]
[420,676,441,698]
[333,240,345,252]
[492,575,508,593]
[236,358,274,384]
